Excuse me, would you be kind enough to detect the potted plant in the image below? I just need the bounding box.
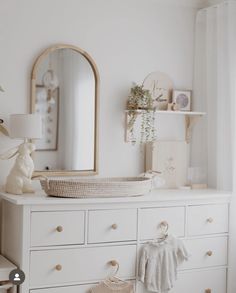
[127,84,156,144]
[127,84,153,110]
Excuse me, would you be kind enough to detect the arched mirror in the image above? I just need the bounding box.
[31,44,99,176]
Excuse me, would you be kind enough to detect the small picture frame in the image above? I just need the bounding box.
[172,90,191,111]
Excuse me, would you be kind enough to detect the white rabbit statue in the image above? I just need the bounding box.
[0,142,36,195]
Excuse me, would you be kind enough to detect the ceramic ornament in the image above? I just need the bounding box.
[0,142,36,195]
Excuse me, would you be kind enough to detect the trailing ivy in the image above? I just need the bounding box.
[127,83,156,144]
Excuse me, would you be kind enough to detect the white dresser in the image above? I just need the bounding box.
[0,189,231,293]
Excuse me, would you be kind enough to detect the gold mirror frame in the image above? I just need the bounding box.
[31,44,99,177]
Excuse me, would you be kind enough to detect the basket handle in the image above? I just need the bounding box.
[141,170,162,179]
[32,175,50,189]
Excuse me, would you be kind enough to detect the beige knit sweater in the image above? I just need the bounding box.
[90,280,134,293]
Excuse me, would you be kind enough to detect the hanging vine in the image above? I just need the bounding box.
[127,83,156,144]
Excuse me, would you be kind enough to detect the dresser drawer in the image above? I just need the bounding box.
[31,211,85,247]
[30,283,93,293]
[181,236,228,270]
[139,207,185,240]
[88,209,137,243]
[171,269,227,293]
[139,268,227,293]
[31,282,136,293]
[30,245,136,287]
[187,204,228,236]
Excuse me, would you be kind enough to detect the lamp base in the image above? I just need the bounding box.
[6,181,35,195]
[4,142,36,195]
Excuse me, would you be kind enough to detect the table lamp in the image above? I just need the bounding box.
[1,114,42,195]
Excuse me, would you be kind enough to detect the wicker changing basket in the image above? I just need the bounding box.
[40,177,152,198]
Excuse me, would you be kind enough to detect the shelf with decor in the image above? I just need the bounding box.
[124,109,206,116]
[124,109,206,144]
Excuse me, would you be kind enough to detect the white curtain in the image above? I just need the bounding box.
[193,2,236,292]
[193,1,236,190]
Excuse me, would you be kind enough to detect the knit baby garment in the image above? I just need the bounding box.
[139,235,189,293]
[90,280,134,293]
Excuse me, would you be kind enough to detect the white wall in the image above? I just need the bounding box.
[0,0,197,184]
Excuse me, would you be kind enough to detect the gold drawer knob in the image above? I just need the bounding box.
[56,226,63,232]
[205,289,212,293]
[109,260,119,267]
[206,251,213,256]
[55,264,62,271]
[111,224,118,230]
[207,217,214,223]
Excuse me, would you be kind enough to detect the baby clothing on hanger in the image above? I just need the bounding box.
[139,235,189,293]
[90,279,134,293]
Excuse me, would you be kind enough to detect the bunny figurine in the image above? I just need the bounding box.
[1,142,36,195]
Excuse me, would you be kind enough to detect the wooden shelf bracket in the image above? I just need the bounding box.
[185,114,203,144]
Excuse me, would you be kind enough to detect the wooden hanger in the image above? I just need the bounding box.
[153,221,169,243]
[106,260,128,284]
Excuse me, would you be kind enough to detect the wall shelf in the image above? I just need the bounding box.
[125,110,206,143]
[124,109,206,116]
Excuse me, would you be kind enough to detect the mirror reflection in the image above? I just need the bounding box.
[31,46,99,175]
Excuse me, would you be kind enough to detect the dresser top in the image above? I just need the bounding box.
[0,188,231,206]
[0,255,16,281]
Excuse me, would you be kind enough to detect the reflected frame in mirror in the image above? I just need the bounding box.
[35,85,59,151]
[31,44,99,176]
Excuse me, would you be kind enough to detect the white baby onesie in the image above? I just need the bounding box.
[139,235,189,293]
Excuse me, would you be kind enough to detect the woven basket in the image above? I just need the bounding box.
[40,177,152,198]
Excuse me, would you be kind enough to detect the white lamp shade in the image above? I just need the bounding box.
[9,114,42,139]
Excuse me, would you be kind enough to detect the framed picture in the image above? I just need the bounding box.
[172,90,191,111]
[35,85,59,151]
[146,141,188,189]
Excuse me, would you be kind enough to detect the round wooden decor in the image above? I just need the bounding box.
[143,71,173,110]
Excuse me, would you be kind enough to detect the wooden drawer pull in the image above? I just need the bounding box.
[55,264,62,271]
[207,217,214,223]
[109,260,119,275]
[111,224,118,230]
[160,221,168,227]
[159,221,169,234]
[205,289,212,293]
[109,260,119,267]
[56,226,63,232]
[206,250,213,256]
